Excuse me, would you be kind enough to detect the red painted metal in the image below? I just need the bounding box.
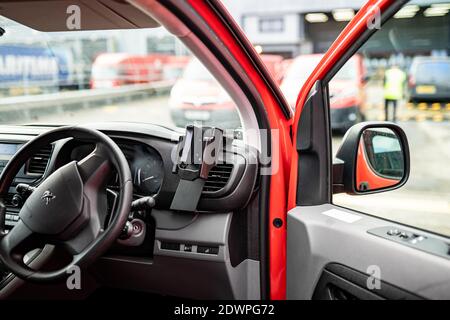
[179,0,397,300]
[185,0,293,299]
[287,0,396,210]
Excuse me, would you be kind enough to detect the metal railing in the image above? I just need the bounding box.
[0,81,174,123]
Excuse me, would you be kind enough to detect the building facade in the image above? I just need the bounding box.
[223,0,450,58]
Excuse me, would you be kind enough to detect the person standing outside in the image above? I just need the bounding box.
[383,64,406,122]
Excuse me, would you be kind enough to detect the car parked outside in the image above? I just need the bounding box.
[408,56,450,103]
[281,53,367,131]
[169,55,285,128]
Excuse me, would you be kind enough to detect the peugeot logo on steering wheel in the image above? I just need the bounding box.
[41,190,56,205]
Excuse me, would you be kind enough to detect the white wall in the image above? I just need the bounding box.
[243,13,302,45]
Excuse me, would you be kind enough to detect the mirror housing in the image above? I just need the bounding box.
[361,74,370,84]
[333,122,410,195]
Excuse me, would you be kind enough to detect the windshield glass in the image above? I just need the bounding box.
[182,59,214,81]
[284,55,357,84]
[283,55,322,84]
[0,16,243,130]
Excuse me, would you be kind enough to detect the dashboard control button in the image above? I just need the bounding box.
[387,229,400,236]
[399,232,410,239]
[197,246,219,255]
[161,242,180,251]
[409,235,426,244]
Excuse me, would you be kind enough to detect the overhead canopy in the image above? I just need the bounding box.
[0,0,160,31]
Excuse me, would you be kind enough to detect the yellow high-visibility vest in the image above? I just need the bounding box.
[384,67,406,100]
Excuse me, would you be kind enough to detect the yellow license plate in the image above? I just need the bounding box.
[416,85,436,94]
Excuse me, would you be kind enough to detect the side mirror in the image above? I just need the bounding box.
[333,122,410,195]
[361,74,370,84]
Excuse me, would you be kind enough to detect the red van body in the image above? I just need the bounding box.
[281,54,366,131]
[91,53,189,89]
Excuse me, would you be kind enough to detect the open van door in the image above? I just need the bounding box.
[286,0,450,300]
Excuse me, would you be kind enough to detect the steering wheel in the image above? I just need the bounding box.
[0,126,133,282]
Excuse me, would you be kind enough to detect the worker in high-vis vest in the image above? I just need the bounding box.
[383,65,406,122]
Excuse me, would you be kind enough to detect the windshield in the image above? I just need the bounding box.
[0,16,243,130]
[182,59,214,81]
[283,55,322,84]
[283,55,358,85]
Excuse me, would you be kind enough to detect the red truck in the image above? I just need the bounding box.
[90,53,189,89]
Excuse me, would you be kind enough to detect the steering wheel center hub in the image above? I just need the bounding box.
[20,161,84,235]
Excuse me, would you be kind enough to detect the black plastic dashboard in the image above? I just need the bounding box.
[0,123,262,299]
[0,122,259,215]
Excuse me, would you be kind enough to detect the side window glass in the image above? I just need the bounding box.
[331,2,450,237]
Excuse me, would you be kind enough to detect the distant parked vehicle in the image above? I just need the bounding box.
[161,55,190,81]
[259,54,285,85]
[281,54,367,131]
[0,45,70,94]
[278,58,293,83]
[91,53,166,89]
[408,56,450,103]
[169,57,238,128]
[169,55,284,128]
[91,53,190,89]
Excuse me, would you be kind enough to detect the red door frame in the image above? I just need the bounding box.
[288,0,396,209]
[182,0,397,300]
[186,0,292,299]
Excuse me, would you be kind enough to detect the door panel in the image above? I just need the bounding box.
[286,0,450,301]
[312,264,421,300]
[287,204,450,299]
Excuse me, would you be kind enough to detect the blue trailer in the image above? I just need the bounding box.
[0,45,71,92]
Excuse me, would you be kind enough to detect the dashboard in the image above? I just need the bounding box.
[0,122,261,299]
[67,140,165,197]
[44,124,258,212]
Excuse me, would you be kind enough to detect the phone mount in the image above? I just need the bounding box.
[170,125,226,212]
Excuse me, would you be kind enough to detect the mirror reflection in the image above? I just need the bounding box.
[356,128,405,192]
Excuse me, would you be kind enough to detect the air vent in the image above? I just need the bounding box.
[3,193,15,207]
[203,163,233,192]
[27,144,52,175]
